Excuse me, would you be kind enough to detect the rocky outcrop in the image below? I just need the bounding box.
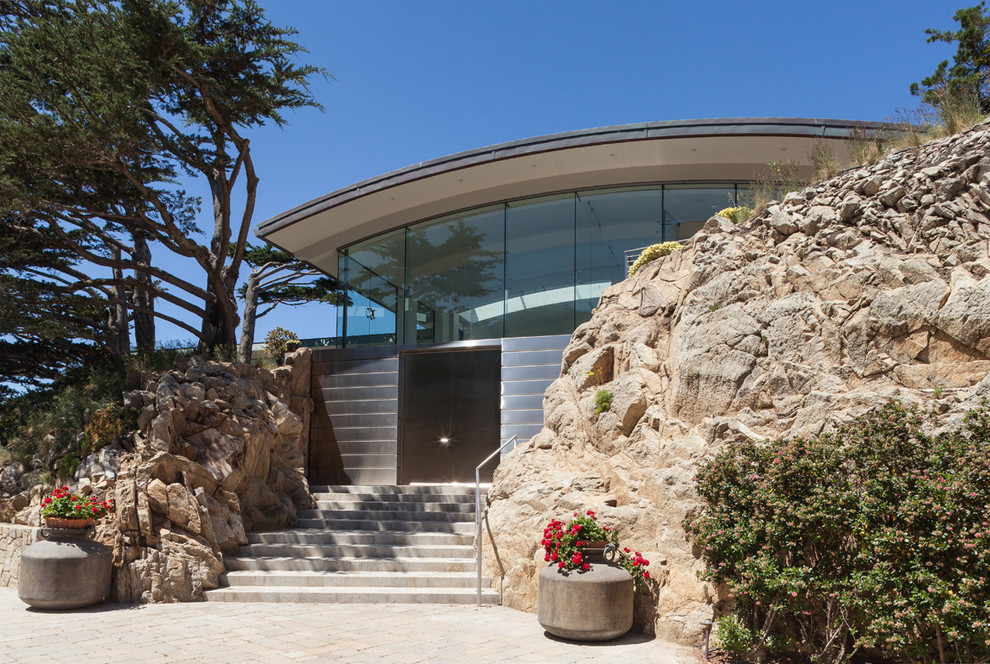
[485,124,990,645]
[1,349,314,602]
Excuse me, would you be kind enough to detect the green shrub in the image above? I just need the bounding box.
[715,615,754,654]
[686,401,990,664]
[628,242,682,276]
[264,327,299,365]
[594,389,613,416]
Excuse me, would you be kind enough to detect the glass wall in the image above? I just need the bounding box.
[662,185,737,241]
[337,183,746,346]
[505,195,575,337]
[576,187,663,324]
[404,206,505,344]
[338,229,404,346]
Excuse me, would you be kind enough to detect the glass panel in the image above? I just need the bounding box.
[662,186,736,241]
[575,187,662,324]
[404,206,505,344]
[505,195,575,337]
[340,229,404,346]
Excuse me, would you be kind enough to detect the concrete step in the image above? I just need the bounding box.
[237,542,474,559]
[296,517,475,534]
[310,485,486,497]
[224,556,476,574]
[312,491,481,504]
[298,508,474,523]
[221,570,486,589]
[246,530,473,546]
[215,484,498,606]
[204,585,500,604]
[312,500,475,513]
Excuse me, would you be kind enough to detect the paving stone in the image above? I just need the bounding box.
[0,587,692,663]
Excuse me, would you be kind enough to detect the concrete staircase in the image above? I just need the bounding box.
[204,485,500,605]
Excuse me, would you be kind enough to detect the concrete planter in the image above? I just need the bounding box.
[17,526,111,610]
[537,547,633,641]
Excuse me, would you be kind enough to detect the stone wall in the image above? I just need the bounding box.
[0,524,36,588]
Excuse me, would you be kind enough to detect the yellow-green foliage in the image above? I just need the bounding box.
[264,326,299,364]
[629,242,682,276]
[714,206,752,223]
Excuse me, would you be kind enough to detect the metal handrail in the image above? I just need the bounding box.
[475,435,517,606]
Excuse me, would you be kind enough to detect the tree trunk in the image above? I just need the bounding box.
[199,270,239,352]
[108,248,129,356]
[238,270,260,364]
[132,232,155,352]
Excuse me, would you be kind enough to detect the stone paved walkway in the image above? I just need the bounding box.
[0,588,694,663]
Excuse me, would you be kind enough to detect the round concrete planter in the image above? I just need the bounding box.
[537,547,633,641]
[18,526,111,610]
[43,517,95,530]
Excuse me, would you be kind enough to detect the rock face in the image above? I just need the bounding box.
[1,349,314,603]
[485,124,990,645]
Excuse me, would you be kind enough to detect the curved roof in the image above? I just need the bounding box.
[258,117,888,276]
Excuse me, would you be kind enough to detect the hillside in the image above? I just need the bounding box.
[484,123,990,645]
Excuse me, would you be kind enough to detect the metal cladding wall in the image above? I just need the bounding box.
[308,335,569,484]
[310,346,399,485]
[499,335,570,453]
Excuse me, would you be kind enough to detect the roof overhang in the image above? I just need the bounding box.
[258,117,888,276]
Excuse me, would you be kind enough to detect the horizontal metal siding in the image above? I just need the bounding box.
[310,347,399,485]
[500,335,569,454]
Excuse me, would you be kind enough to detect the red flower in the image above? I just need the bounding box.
[643,571,650,580]
[580,563,590,571]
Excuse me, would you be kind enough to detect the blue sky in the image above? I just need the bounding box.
[155,0,964,345]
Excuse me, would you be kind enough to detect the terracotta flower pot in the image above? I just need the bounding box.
[43,517,96,529]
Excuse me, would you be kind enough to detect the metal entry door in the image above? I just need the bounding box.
[400,348,500,484]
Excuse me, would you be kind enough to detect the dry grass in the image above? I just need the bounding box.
[738,159,808,215]
[808,140,841,181]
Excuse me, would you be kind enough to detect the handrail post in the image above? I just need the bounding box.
[475,435,517,606]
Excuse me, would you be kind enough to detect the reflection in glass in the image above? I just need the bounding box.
[505,195,575,337]
[404,206,505,344]
[576,187,662,324]
[662,186,736,241]
[336,182,751,347]
[339,229,405,346]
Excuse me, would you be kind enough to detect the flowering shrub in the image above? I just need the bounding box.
[41,486,113,521]
[542,510,650,585]
[714,206,752,223]
[686,401,990,663]
[628,241,682,276]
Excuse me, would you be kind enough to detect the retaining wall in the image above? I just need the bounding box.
[0,523,37,588]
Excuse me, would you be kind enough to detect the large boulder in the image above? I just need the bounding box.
[485,123,990,645]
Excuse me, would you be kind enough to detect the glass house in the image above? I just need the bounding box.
[258,118,885,485]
